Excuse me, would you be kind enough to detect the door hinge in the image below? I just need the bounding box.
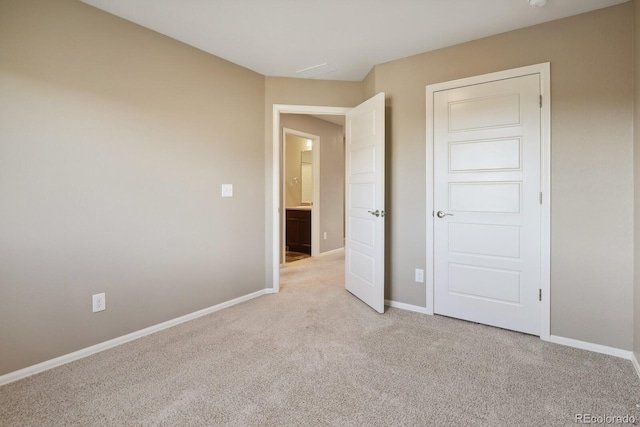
[539,95,542,108]
[539,192,542,205]
[539,289,542,301]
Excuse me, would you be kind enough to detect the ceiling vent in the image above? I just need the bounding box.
[296,63,337,78]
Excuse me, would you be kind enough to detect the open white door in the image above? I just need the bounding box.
[345,93,385,313]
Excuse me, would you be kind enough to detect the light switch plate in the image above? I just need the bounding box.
[415,269,424,283]
[221,184,233,197]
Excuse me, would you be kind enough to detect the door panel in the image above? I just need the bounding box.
[351,147,376,174]
[350,217,375,247]
[448,264,521,303]
[434,75,541,335]
[345,93,385,313]
[449,138,521,171]
[350,183,376,208]
[449,182,521,213]
[448,223,520,258]
[449,93,521,131]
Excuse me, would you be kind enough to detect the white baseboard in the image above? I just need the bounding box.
[385,299,430,314]
[317,247,345,257]
[380,306,637,368]
[0,289,270,387]
[632,352,640,380]
[4,290,636,386]
[547,335,633,360]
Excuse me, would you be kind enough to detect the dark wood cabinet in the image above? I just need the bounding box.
[286,209,311,254]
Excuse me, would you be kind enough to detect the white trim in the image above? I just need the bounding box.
[312,133,320,256]
[425,84,435,316]
[318,247,345,257]
[385,299,430,314]
[381,303,634,364]
[0,289,270,386]
[425,63,551,339]
[282,127,321,258]
[632,352,640,380]
[547,335,633,360]
[272,105,351,293]
[538,63,551,341]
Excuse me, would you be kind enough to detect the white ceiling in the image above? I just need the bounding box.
[81,0,628,81]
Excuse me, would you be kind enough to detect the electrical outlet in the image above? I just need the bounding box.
[323,232,327,240]
[415,269,424,283]
[92,293,106,313]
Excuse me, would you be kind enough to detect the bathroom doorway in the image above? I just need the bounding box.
[283,128,319,263]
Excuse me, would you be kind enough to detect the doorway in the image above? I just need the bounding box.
[272,94,387,313]
[426,63,551,338]
[271,106,351,295]
[282,128,320,263]
[271,108,351,286]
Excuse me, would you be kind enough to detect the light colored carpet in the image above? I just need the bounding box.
[1,251,639,426]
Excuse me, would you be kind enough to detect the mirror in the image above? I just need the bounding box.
[301,150,313,204]
[284,134,313,208]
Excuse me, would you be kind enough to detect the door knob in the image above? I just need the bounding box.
[368,210,380,217]
[436,211,453,218]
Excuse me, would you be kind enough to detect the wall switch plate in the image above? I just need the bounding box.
[221,184,233,197]
[415,269,424,283]
[323,232,327,240]
[92,293,106,312]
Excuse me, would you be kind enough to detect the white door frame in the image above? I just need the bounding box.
[272,105,351,293]
[425,63,551,340]
[282,127,320,260]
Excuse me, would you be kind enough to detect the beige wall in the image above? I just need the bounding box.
[369,4,634,350]
[281,115,345,254]
[634,0,640,361]
[0,0,266,374]
[264,78,363,285]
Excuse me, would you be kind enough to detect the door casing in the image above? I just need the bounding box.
[425,63,551,340]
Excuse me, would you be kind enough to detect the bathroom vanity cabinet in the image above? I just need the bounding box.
[286,208,311,254]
